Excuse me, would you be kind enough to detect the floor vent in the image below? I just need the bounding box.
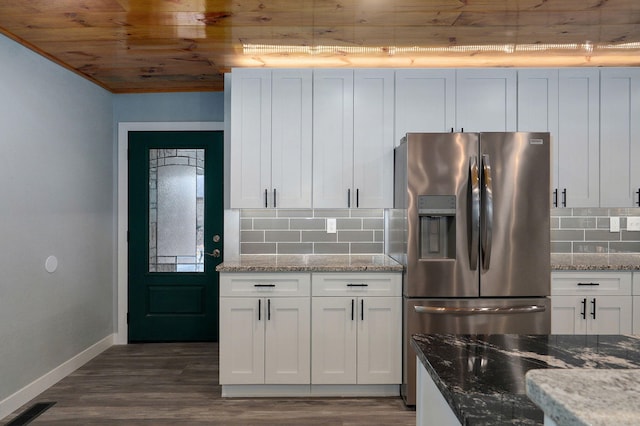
[6,402,56,426]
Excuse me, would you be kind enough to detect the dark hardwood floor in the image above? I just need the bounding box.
[3,343,415,425]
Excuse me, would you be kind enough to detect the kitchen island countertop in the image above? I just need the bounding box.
[411,334,640,425]
[215,254,403,273]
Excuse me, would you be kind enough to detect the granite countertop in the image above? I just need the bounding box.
[410,334,640,426]
[215,254,404,272]
[552,264,640,271]
[526,369,640,426]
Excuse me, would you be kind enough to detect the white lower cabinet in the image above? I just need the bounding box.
[551,272,632,335]
[219,271,402,395]
[311,273,402,385]
[219,273,310,385]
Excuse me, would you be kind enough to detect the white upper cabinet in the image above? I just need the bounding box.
[353,69,395,208]
[455,69,517,132]
[230,69,312,208]
[557,68,600,207]
[517,69,559,205]
[394,69,456,142]
[313,69,394,208]
[600,68,640,207]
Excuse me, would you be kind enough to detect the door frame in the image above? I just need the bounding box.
[117,122,225,344]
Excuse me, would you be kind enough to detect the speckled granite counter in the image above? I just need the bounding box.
[411,334,640,425]
[215,254,403,272]
[552,264,640,271]
[526,369,640,426]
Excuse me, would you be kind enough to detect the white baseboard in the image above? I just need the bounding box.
[221,384,400,398]
[0,334,114,420]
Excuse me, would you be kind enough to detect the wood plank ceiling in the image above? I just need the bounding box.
[0,0,639,93]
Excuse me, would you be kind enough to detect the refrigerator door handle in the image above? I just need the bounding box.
[414,304,547,315]
[481,154,494,270]
[469,156,480,270]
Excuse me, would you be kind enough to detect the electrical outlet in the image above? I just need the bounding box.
[326,218,337,234]
[627,217,640,231]
[610,217,620,232]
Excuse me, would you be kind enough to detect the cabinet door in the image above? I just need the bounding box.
[633,296,640,335]
[557,69,599,207]
[219,297,265,384]
[551,295,586,334]
[271,69,313,208]
[230,69,272,208]
[517,69,559,204]
[600,68,640,207]
[357,297,401,384]
[587,296,632,335]
[313,69,354,208]
[264,297,310,384]
[311,297,357,384]
[455,69,517,132]
[353,69,395,208]
[394,69,456,142]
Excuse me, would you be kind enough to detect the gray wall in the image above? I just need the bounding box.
[113,92,224,123]
[0,34,114,403]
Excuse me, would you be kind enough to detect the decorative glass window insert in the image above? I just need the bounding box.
[148,149,205,272]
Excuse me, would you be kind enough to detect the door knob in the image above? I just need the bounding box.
[213,234,221,243]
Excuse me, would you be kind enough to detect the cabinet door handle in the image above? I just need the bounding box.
[351,299,355,321]
[258,299,261,321]
[347,189,351,208]
[636,188,640,207]
[577,282,600,286]
[580,298,587,320]
[562,188,567,207]
[264,189,268,208]
[267,298,271,321]
[553,189,558,208]
[361,299,364,321]
[273,188,276,208]
[591,298,596,319]
[356,188,360,208]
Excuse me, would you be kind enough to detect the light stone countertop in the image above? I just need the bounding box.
[552,264,640,271]
[215,254,404,273]
[526,369,640,426]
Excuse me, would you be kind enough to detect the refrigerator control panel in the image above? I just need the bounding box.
[417,195,456,215]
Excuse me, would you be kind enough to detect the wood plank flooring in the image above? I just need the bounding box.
[4,343,415,425]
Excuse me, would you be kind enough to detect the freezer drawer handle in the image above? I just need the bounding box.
[254,284,276,288]
[577,282,600,286]
[346,283,368,287]
[414,304,546,315]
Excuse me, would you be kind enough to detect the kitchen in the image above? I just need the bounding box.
[2,1,640,424]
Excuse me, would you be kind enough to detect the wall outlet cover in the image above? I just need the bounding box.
[326,218,337,234]
[610,217,620,233]
[628,217,640,231]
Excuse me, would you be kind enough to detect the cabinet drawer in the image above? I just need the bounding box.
[312,273,401,297]
[220,273,310,297]
[551,272,631,296]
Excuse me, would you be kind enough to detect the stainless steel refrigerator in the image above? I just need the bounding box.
[389,132,551,406]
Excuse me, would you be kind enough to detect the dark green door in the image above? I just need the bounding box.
[128,131,223,342]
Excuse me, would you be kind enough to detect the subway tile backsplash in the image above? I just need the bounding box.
[239,209,384,255]
[551,208,640,265]
[238,208,640,263]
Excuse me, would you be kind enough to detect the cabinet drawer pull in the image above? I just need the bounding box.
[637,188,640,207]
[562,188,567,207]
[258,299,261,321]
[346,283,368,287]
[356,188,360,208]
[553,189,558,208]
[254,284,276,287]
[577,282,600,286]
[268,298,271,321]
[273,188,276,208]
[580,298,586,320]
[264,189,268,208]
[347,188,351,208]
[591,298,596,319]
[361,299,364,321]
